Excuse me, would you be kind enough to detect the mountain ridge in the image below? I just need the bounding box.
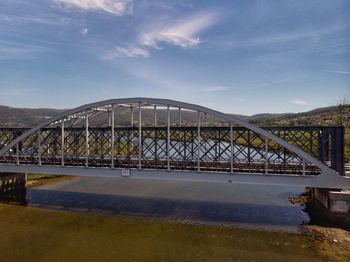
[0,104,347,127]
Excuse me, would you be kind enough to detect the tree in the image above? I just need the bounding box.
[335,98,349,126]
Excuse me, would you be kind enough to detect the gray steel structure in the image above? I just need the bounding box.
[0,98,349,189]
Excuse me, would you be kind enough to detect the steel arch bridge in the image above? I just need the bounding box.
[0,98,349,189]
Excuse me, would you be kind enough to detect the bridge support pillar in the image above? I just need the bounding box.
[309,188,350,229]
[330,126,345,175]
[0,172,27,205]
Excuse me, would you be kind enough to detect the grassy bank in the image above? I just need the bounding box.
[0,204,348,262]
[345,129,350,163]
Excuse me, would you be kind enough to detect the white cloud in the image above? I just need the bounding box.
[140,12,217,49]
[54,0,133,16]
[102,44,149,59]
[0,14,11,22]
[201,86,229,92]
[289,98,308,105]
[324,70,350,75]
[81,27,88,35]
[102,12,219,59]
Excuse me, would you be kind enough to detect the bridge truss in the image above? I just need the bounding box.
[0,98,348,189]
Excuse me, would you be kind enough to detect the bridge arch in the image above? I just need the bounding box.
[0,97,348,188]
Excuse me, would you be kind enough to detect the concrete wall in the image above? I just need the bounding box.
[311,188,350,228]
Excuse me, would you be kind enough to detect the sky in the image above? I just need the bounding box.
[0,0,349,115]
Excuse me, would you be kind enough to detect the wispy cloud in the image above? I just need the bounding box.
[289,98,308,105]
[140,12,218,49]
[81,27,88,35]
[0,41,49,60]
[100,88,110,94]
[216,23,350,53]
[0,88,39,97]
[103,12,219,59]
[0,13,70,26]
[201,86,229,92]
[324,70,350,75]
[54,0,133,16]
[103,44,150,59]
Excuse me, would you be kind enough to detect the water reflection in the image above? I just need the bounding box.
[26,189,308,230]
[141,138,299,161]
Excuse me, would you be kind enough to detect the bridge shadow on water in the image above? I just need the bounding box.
[23,188,308,231]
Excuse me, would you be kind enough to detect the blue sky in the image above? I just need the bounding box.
[0,0,349,115]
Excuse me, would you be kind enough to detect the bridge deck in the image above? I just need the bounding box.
[0,156,320,175]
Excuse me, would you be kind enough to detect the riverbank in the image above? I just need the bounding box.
[26,174,75,187]
[0,203,348,262]
[302,226,350,261]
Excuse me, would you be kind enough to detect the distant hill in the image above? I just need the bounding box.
[0,104,348,127]
[246,113,295,121]
[1,103,349,162]
[0,106,65,127]
[249,104,350,127]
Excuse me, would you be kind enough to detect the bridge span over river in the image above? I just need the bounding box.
[0,98,349,189]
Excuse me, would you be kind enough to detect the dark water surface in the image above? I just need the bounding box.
[24,177,309,231]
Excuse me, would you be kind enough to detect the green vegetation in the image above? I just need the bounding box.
[251,103,350,163]
[0,203,348,262]
[346,132,350,164]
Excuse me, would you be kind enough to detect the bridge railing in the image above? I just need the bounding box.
[0,126,344,175]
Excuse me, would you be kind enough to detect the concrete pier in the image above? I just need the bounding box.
[0,172,26,187]
[310,188,350,227]
[0,172,27,204]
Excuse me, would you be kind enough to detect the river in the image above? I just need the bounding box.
[27,176,308,231]
[1,175,349,261]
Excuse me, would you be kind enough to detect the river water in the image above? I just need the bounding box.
[136,138,299,162]
[2,175,348,261]
[25,176,309,232]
